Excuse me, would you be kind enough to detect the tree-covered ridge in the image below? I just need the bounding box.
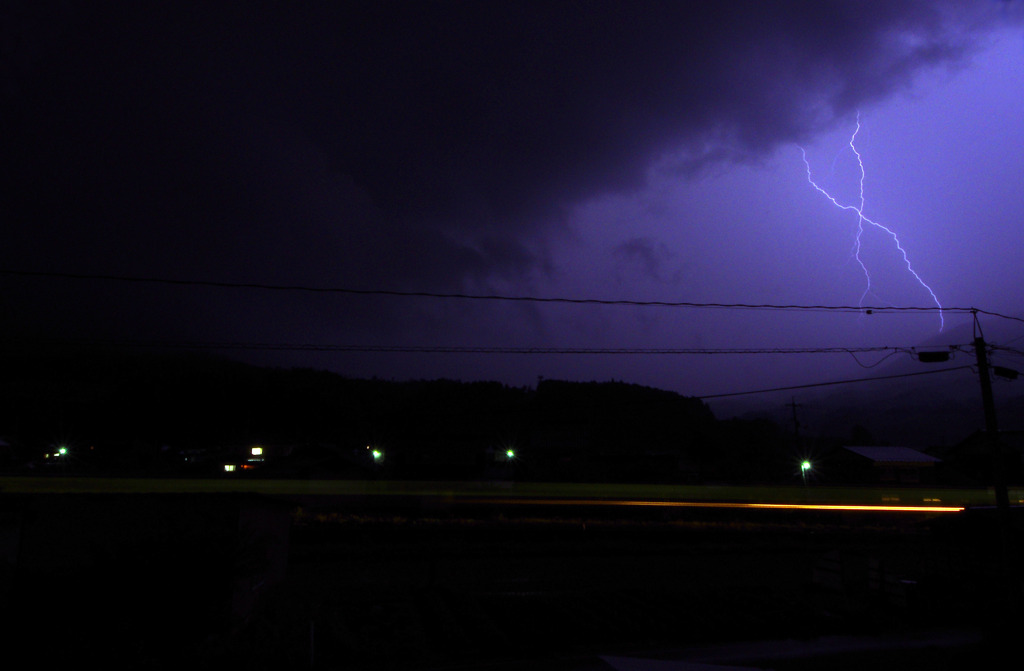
[0,348,792,482]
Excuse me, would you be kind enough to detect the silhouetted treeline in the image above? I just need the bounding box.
[0,347,799,482]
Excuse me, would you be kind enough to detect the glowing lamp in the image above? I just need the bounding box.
[800,460,812,486]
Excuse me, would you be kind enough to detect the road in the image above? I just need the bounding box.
[2,475,1012,514]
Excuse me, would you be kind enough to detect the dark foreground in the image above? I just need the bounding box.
[3,494,1021,669]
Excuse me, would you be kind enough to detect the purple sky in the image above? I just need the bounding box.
[3,1,1024,408]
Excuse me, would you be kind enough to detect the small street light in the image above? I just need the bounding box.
[800,460,812,485]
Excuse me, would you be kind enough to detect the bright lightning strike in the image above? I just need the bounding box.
[801,115,944,331]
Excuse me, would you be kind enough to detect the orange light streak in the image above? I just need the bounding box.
[459,498,964,513]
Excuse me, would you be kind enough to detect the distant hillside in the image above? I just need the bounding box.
[1,346,754,482]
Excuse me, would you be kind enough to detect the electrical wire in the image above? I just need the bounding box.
[846,349,902,369]
[3,270,1015,402]
[0,338,917,356]
[0,336,987,402]
[0,268,986,316]
[696,365,975,400]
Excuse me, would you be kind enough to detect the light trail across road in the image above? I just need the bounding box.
[456,498,966,513]
[1,476,1002,513]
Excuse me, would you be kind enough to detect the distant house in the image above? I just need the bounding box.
[832,446,942,485]
[221,442,378,479]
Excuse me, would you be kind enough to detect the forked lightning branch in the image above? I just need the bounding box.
[800,115,944,331]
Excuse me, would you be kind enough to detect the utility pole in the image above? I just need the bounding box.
[972,315,1017,624]
[787,397,802,443]
[788,397,809,489]
[974,332,1010,513]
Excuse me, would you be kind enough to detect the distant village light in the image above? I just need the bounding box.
[251,446,263,456]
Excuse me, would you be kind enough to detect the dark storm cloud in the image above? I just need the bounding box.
[247,1,1002,237]
[1,1,1018,351]
[4,3,1007,262]
[612,238,676,284]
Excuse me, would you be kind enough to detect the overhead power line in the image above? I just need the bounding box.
[2,268,1012,318]
[696,365,974,400]
[1,337,983,401]
[0,338,919,356]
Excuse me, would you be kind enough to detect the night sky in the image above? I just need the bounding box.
[3,1,1024,405]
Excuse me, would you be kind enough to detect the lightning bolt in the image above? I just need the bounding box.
[801,114,943,331]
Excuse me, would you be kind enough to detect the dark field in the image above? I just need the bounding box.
[3,493,1020,670]
[217,505,1019,670]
